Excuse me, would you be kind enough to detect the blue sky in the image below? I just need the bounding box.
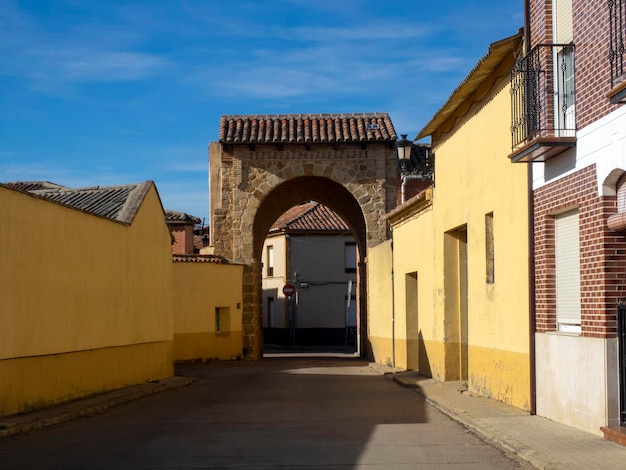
[1,1,523,223]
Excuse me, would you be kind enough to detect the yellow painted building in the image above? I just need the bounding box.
[366,239,394,366]
[0,182,174,417]
[172,256,244,361]
[370,32,532,410]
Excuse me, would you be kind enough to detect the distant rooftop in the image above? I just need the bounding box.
[165,209,201,225]
[270,201,351,233]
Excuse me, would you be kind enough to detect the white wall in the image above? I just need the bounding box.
[535,333,619,435]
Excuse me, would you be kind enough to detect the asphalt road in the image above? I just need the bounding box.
[0,357,527,469]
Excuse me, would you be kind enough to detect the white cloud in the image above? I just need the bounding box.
[0,2,169,89]
[60,50,168,82]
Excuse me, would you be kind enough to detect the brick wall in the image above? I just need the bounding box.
[170,225,194,255]
[534,164,626,338]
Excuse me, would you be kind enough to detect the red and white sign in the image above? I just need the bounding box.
[282,283,295,296]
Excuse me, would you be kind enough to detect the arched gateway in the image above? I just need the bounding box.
[209,113,398,359]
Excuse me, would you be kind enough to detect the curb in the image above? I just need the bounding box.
[0,376,192,439]
[420,394,561,470]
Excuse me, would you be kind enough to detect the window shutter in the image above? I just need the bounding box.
[555,210,581,327]
[554,0,573,44]
[618,178,626,213]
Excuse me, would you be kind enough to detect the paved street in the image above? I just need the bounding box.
[0,358,528,469]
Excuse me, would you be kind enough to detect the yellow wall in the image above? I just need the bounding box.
[0,184,174,416]
[389,195,441,374]
[372,71,531,409]
[367,240,394,366]
[173,261,244,361]
[431,75,530,409]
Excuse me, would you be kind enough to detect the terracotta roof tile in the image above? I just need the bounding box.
[270,202,351,233]
[172,254,229,264]
[219,113,397,144]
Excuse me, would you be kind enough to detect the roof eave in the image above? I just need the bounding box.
[416,30,523,141]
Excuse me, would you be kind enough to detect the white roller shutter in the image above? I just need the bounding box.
[555,209,581,331]
[554,0,573,44]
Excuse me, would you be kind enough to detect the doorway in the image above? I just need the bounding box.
[444,226,468,381]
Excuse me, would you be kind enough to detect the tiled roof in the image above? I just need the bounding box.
[4,181,154,225]
[3,181,67,192]
[164,209,201,225]
[218,113,397,144]
[172,254,229,264]
[270,201,351,233]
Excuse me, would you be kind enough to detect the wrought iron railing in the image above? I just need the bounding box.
[510,44,576,151]
[610,0,625,87]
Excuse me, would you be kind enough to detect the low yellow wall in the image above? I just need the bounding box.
[468,345,530,409]
[0,184,174,417]
[367,240,394,366]
[173,261,244,361]
[0,341,172,416]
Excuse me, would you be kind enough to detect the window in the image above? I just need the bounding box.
[553,0,575,136]
[555,210,581,333]
[215,307,231,334]
[266,245,274,277]
[345,242,357,273]
[485,212,495,284]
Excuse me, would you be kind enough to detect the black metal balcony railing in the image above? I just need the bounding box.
[510,44,576,154]
[610,0,625,87]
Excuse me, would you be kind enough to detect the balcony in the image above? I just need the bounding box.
[509,44,576,163]
[608,0,626,104]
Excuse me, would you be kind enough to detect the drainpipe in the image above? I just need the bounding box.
[528,162,537,415]
[390,235,396,369]
[523,0,536,416]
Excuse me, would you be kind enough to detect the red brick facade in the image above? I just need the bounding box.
[534,164,626,338]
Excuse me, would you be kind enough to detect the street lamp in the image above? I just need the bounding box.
[396,134,413,172]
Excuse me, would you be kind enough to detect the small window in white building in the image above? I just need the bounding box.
[345,242,357,273]
[267,245,274,277]
[555,209,581,333]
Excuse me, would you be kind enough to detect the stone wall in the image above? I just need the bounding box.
[209,141,397,358]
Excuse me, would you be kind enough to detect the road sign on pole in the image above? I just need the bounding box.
[283,283,295,296]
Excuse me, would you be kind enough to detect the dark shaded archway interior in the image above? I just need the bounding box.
[253,176,368,355]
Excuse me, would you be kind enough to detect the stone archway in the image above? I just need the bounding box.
[209,113,398,359]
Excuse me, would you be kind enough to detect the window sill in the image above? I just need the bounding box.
[545,330,581,337]
[607,79,626,104]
